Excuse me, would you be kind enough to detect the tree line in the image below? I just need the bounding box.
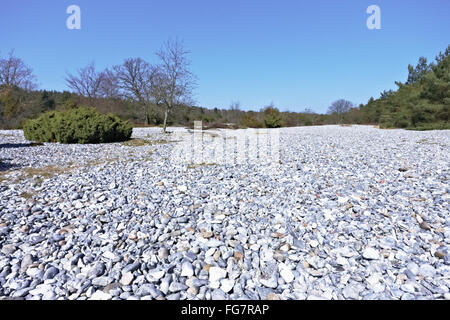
[1,43,449,131]
[360,45,450,130]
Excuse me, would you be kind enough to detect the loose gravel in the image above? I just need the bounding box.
[0,125,449,300]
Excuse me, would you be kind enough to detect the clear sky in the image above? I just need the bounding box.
[1,0,449,113]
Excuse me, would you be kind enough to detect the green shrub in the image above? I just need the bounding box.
[240,113,264,128]
[395,119,410,128]
[263,107,283,128]
[407,122,450,130]
[23,107,132,144]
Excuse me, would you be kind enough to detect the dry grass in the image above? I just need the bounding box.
[0,158,123,184]
[0,164,74,186]
[20,191,34,199]
[417,138,439,145]
[122,139,169,147]
[187,162,217,169]
[199,131,220,138]
[22,166,69,178]
[17,166,72,184]
[188,131,237,140]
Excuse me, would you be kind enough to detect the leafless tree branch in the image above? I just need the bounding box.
[0,50,37,90]
[155,38,197,133]
[65,62,104,99]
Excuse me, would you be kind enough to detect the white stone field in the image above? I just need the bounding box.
[0,125,449,300]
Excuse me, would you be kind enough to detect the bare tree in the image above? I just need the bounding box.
[327,99,353,124]
[99,68,121,99]
[0,50,37,90]
[113,58,160,124]
[156,39,196,133]
[65,62,105,99]
[230,101,241,111]
[227,100,241,124]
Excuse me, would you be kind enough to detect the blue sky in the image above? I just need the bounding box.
[1,0,449,113]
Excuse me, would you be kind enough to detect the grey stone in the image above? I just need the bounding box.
[92,276,113,287]
[181,261,194,277]
[1,244,17,255]
[362,248,380,260]
[20,254,35,272]
[419,264,436,278]
[43,267,59,280]
[169,281,188,293]
[211,288,227,300]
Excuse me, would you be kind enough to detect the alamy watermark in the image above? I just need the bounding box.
[66,5,381,31]
[367,5,381,30]
[66,5,81,30]
[170,121,281,166]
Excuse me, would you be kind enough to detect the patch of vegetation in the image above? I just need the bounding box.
[20,191,34,199]
[416,139,439,145]
[187,162,216,169]
[0,164,72,186]
[240,112,264,128]
[149,139,170,145]
[122,139,169,146]
[263,106,283,128]
[20,165,70,179]
[23,107,132,144]
[122,139,153,147]
[407,122,450,131]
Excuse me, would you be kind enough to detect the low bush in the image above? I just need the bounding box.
[407,122,450,131]
[240,112,264,128]
[23,107,132,144]
[263,107,283,128]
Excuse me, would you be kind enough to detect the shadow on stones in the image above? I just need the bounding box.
[0,143,41,149]
[0,159,21,172]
